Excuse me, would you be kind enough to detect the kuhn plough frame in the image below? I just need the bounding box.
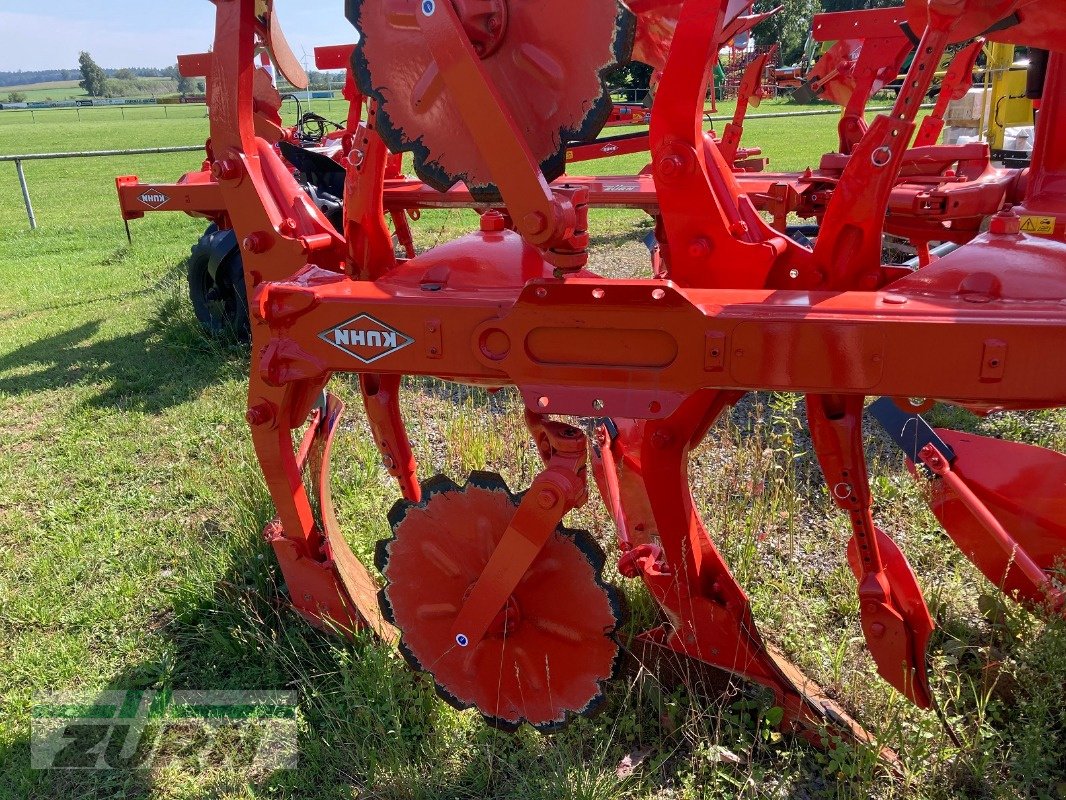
[191,0,1066,752]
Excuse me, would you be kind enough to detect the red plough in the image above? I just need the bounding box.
[169,0,1066,755]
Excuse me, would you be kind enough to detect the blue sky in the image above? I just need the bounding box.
[0,1,353,72]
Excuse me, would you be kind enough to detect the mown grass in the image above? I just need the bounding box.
[1,105,1064,800]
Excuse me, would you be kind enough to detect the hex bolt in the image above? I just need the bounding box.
[211,159,242,182]
[247,403,273,427]
[243,232,271,254]
[480,210,506,233]
[522,211,547,236]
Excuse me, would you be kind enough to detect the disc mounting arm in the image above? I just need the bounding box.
[417,0,580,252]
[450,420,589,649]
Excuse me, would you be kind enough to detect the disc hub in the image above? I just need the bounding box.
[454,0,508,58]
[460,582,522,637]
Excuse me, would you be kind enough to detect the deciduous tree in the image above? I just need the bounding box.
[78,51,108,97]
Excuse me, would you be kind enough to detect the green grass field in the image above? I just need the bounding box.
[0,103,1064,800]
[2,81,87,102]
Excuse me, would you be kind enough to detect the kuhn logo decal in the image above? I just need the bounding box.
[601,144,619,154]
[319,314,414,364]
[138,191,170,209]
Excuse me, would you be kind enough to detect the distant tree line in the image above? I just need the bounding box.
[76,52,201,98]
[753,0,902,64]
[0,64,184,89]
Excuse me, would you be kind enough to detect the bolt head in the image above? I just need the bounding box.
[521,211,547,236]
[989,209,1021,235]
[480,210,507,233]
[652,429,673,449]
[687,238,712,259]
[537,489,558,510]
[211,159,241,182]
[242,232,271,254]
[246,403,273,427]
[658,155,685,177]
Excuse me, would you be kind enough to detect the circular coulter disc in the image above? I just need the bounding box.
[347,0,636,199]
[377,472,625,731]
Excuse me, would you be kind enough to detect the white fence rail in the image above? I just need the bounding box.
[1,146,203,230]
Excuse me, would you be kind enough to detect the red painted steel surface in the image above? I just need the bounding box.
[919,433,1066,611]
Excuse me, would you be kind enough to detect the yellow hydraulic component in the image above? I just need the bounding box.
[981,43,1034,150]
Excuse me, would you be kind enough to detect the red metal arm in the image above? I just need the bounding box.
[914,39,984,148]
[449,421,589,649]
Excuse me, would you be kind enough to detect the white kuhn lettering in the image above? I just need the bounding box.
[334,328,398,349]
[318,313,414,364]
[138,191,170,208]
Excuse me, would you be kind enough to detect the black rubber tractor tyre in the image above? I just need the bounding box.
[188,225,251,343]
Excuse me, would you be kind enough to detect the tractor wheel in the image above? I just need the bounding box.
[188,226,251,343]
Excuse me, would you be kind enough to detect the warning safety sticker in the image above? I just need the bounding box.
[1019,215,1056,235]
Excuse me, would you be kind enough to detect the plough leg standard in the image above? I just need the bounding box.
[195,0,1066,750]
